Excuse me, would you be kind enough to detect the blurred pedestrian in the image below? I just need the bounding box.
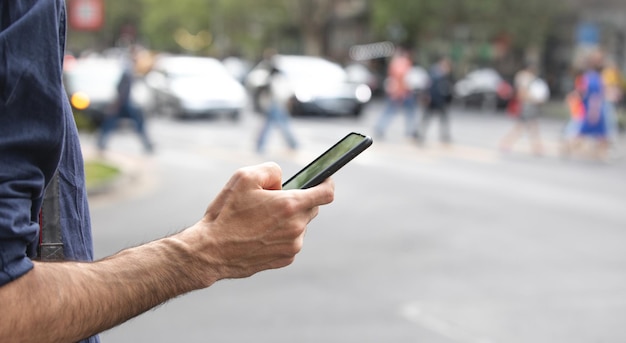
[97,46,154,154]
[562,49,610,160]
[602,57,622,144]
[499,62,546,155]
[256,61,299,154]
[374,47,418,140]
[418,56,453,145]
[560,69,586,154]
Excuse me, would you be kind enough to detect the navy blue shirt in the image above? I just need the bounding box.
[1,1,97,342]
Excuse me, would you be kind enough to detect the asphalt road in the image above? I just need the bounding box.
[85,100,626,343]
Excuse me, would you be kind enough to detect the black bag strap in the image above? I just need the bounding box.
[38,171,64,261]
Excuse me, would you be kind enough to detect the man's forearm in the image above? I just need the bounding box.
[0,231,213,343]
[0,164,334,343]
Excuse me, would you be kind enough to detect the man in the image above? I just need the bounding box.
[419,56,453,144]
[97,46,154,154]
[0,2,335,343]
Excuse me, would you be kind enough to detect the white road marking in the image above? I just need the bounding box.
[400,302,495,343]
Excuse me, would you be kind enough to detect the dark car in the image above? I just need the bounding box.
[245,55,372,117]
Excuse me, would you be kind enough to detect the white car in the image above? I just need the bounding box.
[146,55,247,120]
[245,55,372,117]
[453,68,512,109]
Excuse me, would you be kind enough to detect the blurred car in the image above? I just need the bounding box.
[222,56,252,83]
[345,62,382,96]
[245,55,372,117]
[145,55,247,120]
[453,68,513,109]
[63,56,155,126]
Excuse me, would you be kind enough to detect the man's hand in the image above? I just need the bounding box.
[0,163,334,343]
[183,162,335,284]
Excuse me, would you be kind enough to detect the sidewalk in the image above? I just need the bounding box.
[81,140,151,197]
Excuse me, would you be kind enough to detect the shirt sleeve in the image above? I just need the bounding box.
[0,0,67,286]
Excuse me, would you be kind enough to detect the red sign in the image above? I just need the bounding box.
[68,0,104,31]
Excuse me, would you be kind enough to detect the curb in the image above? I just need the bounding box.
[82,146,143,197]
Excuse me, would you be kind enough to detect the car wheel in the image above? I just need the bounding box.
[229,110,240,122]
[157,98,181,119]
[172,107,189,120]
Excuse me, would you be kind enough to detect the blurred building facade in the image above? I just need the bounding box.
[542,0,626,97]
[574,0,626,67]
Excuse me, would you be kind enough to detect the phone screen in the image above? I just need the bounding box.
[282,132,372,190]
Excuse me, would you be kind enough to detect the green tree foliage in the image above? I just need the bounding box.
[141,0,220,53]
[67,0,569,64]
[285,0,334,55]
[371,0,565,50]
[369,0,570,74]
[138,0,292,57]
[68,0,292,58]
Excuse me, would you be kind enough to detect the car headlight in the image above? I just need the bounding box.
[70,92,91,110]
[295,90,313,103]
[355,84,372,103]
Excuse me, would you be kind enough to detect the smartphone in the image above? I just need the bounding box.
[282,132,373,190]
